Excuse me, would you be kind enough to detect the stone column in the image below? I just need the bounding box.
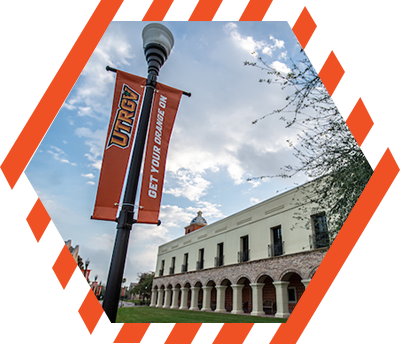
[201,286,213,312]
[163,288,172,309]
[273,281,290,318]
[301,279,311,288]
[189,286,200,311]
[179,287,190,310]
[231,284,244,315]
[215,285,227,313]
[250,283,264,316]
[171,287,180,309]
[150,288,157,307]
[156,288,164,308]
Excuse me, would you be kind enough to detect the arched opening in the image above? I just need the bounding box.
[206,280,216,311]
[175,283,181,308]
[237,277,252,313]
[221,279,232,312]
[195,281,203,310]
[153,286,159,306]
[185,282,191,309]
[159,285,165,307]
[166,284,173,308]
[257,274,276,315]
[282,272,305,313]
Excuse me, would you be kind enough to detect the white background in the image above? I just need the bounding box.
[0,0,398,343]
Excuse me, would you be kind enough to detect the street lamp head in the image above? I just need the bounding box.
[142,23,174,78]
[85,258,90,266]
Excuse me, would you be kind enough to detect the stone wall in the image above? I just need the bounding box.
[153,248,327,289]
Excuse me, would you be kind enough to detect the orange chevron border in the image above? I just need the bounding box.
[2,1,399,344]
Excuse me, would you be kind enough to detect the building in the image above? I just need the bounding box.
[150,181,329,318]
[65,239,79,263]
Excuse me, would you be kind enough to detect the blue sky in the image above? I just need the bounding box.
[25,21,308,286]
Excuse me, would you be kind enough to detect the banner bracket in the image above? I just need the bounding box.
[106,65,191,97]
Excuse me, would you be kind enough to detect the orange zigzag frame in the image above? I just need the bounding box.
[3,1,399,344]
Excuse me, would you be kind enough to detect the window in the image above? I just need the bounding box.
[159,260,165,277]
[169,257,175,275]
[271,226,283,257]
[182,253,189,273]
[215,242,224,267]
[311,213,329,248]
[288,287,297,303]
[238,235,250,262]
[197,249,204,270]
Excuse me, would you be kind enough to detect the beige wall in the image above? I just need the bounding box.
[155,182,323,277]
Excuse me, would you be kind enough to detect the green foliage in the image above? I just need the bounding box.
[245,50,373,241]
[77,255,84,270]
[131,272,154,302]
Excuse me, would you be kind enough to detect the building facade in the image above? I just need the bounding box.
[150,182,329,317]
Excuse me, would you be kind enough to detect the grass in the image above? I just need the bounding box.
[116,306,287,323]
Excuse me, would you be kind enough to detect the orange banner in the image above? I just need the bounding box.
[92,71,146,221]
[96,285,102,296]
[137,83,183,224]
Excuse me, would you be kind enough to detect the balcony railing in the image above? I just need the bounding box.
[214,255,224,267]
[169,267,175,275]
[196,260,204,270]
[181,264,188,273]
[238,249,250,263]
[310,232,330,249]
[159,269,164,277]
[268,242,284,257]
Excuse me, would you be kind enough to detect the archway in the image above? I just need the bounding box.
[196,281,203,310]
[282,272,305,314]
[237,277,252,313]
[203,280,216,312]
[257,274,276,315]
[172,283,181,309]
[221,278,233,312]
[189,281,202,311]
[179,282,191,310]
[164,284,173,308]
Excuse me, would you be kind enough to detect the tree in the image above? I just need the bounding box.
[244,49,373,243]
[77,255,84,270]
[131,272,154,303]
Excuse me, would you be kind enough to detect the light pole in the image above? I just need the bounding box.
[102,23,174,323]
[84,258,90,282]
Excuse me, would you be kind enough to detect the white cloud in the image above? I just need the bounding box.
[270,35,285,49]
[77,106,94,118]
[279,51,288,60]
[82,173,95,179]
[224,22,266,55]
[262,46,273,56]
[250,197,260,205]
[186,200,224,220]
[47,145,76,166]
[75,127,106,170]
[224,23,287,59]
[63,30,134,119]
[270,61,291,74]
[164,169,211,201]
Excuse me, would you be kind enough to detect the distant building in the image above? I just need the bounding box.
[150,181,329,318]
[65,239,79,263]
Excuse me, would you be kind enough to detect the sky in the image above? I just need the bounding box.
[25,21,309,287]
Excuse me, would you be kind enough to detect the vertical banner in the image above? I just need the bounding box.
[96,285,103,296]
[83,269,91,280]
[91,281,98,292]
[137,83,183,224]
[92,71,146,221]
